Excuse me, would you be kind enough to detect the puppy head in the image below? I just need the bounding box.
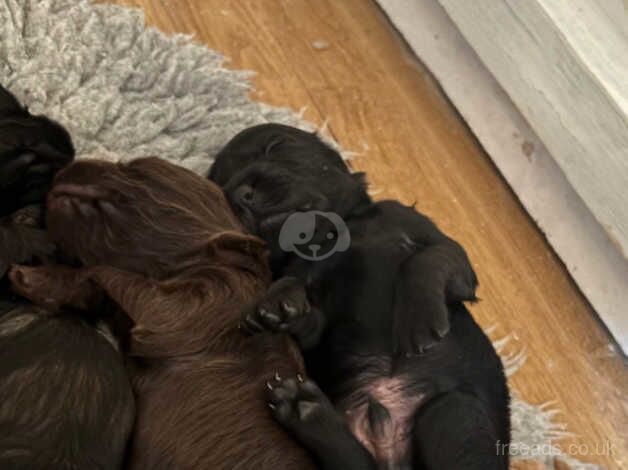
[47,157,266,278]
[209,124,370,242]
[0,85,75,216]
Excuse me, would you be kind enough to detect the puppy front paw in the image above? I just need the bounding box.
[9,264,97,311]
[9,265,64,310]
[241,276,321,348]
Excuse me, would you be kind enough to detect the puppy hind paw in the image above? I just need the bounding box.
[8,264,37,291]
[7,264,87,311]
[446,271,478,302]
[393,297,450,355]
[266,374,331,428]
[8,265,60,309]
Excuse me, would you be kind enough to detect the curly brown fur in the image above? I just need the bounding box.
[11,157,315,470]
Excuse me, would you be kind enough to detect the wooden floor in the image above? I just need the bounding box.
[109,1,627,468]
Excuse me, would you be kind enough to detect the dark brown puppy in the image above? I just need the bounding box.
[1,88,134,470]
[11,157,315,470]
[1,206,134,470]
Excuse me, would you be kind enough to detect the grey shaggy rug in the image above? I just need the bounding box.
[0,1,602,469]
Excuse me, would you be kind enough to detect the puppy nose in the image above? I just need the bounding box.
[308,244,321,254]
[233,184,255,207]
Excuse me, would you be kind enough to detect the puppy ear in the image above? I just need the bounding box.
[207,231,269,274]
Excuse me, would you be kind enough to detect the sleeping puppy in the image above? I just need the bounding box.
[209,124,510,470]
[210,124,478,351]
[0,206,134,470]
[0,84,75,217]
[10,157,370,469]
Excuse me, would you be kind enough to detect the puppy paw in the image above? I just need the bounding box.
[8,264,96,311]
[9,204,45,227]
[9,265,63,310]
[241,276,312,334]
[446,264,478,303]
[266,374,338,438]
[393,295,450,356]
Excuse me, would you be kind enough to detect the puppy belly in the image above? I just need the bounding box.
[341,377,423,469]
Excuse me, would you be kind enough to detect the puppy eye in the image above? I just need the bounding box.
[299,232,307,240]
[326,232,335,240]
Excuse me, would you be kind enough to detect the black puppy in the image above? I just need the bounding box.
[0,87,135,469]
[0,84,75,217]
[210,124,510,470]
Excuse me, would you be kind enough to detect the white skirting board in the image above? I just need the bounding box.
[374,0,628,354]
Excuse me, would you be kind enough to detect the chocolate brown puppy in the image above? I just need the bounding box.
[11,157,325,470]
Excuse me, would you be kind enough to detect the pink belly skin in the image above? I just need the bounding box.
[338,376,424,469]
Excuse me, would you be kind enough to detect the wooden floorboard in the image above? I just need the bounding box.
[107,1,628,468]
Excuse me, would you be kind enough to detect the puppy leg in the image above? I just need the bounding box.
[393,241,477,355]
[241,276,326,349]
[412,391,508,470]
[67,267,229,357]
[267,375,376,470]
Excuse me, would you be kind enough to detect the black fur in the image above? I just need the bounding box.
[210,123,510,470]
[0,84,75,217]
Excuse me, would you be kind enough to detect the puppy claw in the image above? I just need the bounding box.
[434,324,450,339]
[242,314,264,333]
[260,310,281,324]
[266,381,274,391]
[268,403,276,410]
[274,372,282,382]
[282,301,298,316]
[296,374,304,383]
